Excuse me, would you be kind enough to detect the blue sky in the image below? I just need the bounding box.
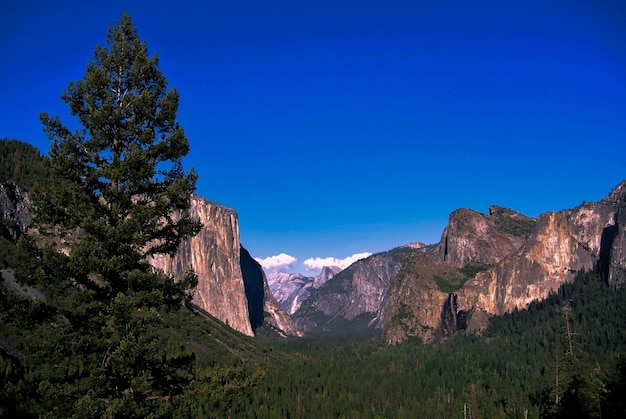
[2,1,625,273]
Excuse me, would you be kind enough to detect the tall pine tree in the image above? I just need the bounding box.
[33,12,202,416]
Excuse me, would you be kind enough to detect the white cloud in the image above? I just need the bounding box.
[303,252,372,271]
[255,253,297,271]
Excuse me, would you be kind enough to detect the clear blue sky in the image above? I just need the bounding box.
[2,1,625,273]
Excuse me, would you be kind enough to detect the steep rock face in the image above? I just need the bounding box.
[385,182,626,344]
[435,206,535,268]
[240,247,265,331]
[609,205,626,287]
[382,252,453,344]
[301,181,626,344]
[150,195,254,336]
[458,193,623,317]
[0,181,32,240]
[240,247,302,336]
[268,266,340,315]
[293,248,410,333]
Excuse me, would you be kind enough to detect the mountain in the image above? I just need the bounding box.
[149,194,300,337]
[267,266,340,315]
[384,205,537,343]
[456,181,626,315]
[294,181,626,344]
[150,196,254,335]
[434,205,535,268]
[293,248,412,334]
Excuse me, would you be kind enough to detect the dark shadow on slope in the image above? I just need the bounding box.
[240,246,265,332]
[597,222,618,283]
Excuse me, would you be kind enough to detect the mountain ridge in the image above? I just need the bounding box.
[294,180,626,344]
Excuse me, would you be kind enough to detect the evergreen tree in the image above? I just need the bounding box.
[31,12,202,416]
[549,304,606,418]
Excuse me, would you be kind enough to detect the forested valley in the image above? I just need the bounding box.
[2,138,625,416]
[207,270,625,418]
[1,11,625,418]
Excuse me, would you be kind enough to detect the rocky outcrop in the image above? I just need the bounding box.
[388,181,626,344]
[313,266,340,289]
[150,195,254,336]
[382,252,454,344]
[268,272,313,315]
[603,182,626,288]
[261,277,304,337]
[150,195,300,338]
[0,181,31,240]
[435,206,534,268]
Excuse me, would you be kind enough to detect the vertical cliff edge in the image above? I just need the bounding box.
[150,195,254,336]
[149,194,301,337]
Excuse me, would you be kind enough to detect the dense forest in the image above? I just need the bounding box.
[0,138,51,191]
[1,11,625,418]
[217,271,626,418]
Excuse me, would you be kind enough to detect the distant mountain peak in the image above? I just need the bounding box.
[267,265,342,315]
[403,241,427,249]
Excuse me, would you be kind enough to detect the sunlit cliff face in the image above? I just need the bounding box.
[383,183,626,344]
[150,195,254,337]
[459,201,619,317]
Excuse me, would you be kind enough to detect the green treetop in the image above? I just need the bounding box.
[39,11,201,298]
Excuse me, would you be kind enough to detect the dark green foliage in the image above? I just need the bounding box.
[490,205,536,238]
[602,354,626,418]
[434,261,491,293]
[0,273,267,417]
[0,139,48,267]
[0,139,49,191]
[459,261,491,278]
[38,12,201,263]
[0,12,209,417]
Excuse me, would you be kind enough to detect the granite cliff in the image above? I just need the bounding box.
[387,181,626,343]
[0,178,297,338]
[150,194,300,337]
[149,195,254,336]
[435,205,535,268]
[240,247,302,337]
[457,181,626,317]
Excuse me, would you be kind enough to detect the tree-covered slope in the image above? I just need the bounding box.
[0,139,49,191]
